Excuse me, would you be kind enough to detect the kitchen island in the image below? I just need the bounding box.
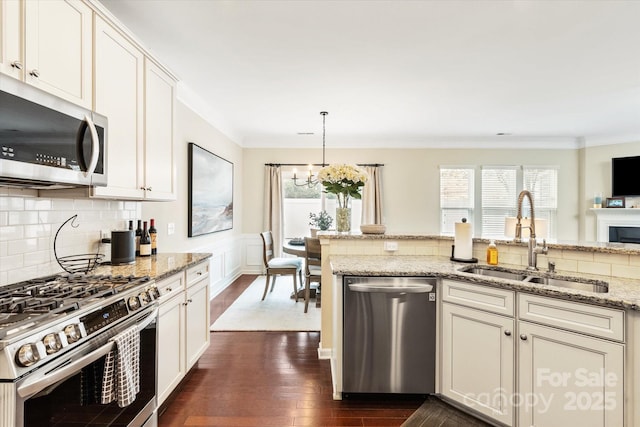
[321,233,640,427]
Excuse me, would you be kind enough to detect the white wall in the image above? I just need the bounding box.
[141,101,245,294]
[581,140,640,241]
[243,147,580,240]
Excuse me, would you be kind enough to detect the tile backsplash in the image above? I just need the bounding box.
[0,188,140,286]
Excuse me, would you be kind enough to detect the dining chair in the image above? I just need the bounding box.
[260,231,303,301]
[303,237,322,313]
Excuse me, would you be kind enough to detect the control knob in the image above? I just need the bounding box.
[64,324,81,344]
[16,344,40,367]
[42,333,63,354]
[128,295,140,311]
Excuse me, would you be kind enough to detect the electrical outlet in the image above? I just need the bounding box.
[101,229,110,240]
[384,241,398,251]
[167,222,175,235]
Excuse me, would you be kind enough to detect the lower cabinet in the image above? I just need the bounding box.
[518,321,624,427]
[440,279,625,426]
[156,261,210,406]
[441,302,515,425]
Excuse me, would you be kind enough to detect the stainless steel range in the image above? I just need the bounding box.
[0,274,160,427]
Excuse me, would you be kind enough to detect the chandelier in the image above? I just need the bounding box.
[292,111,328,188]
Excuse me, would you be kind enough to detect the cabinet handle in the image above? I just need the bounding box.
[11,61,23,70]
[166,287,172,292]
[29,69,40,78]
[197,271,202,275]
[140,186,152,191]
[520,334,528,341]
[188,298,193,303]
[504,330,511,336]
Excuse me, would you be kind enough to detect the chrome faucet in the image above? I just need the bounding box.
[514,190,548,270]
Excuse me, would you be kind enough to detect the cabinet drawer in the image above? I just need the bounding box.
[156,273,184,302]
[186,261,209,287]
[518,293,625,342]
[442,279,515,316]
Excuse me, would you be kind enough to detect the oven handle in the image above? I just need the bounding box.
[17,307,158,399]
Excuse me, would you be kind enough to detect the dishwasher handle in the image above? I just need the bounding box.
[348,283,433,293]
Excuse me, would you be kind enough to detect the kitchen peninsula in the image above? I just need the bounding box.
[320,233,640,427]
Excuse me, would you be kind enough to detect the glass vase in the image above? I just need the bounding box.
[336,207,351,233]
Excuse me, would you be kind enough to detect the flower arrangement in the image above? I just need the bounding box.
[317,163,368,208]
[309,210,333,231]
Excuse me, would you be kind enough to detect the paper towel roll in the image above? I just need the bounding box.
[454,221,473,260]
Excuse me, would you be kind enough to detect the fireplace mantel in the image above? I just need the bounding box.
[591,208,640,242]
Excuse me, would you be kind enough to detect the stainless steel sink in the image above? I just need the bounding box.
[458,266,609,293]
[522,276,609,293]
[459,266,528,281]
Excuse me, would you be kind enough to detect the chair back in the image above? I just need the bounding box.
[260,231,275,267]
[304,237,322,277]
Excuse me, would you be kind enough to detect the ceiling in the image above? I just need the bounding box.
[98,0,640,149]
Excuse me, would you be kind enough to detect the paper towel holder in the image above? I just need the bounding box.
[450,245,478,263]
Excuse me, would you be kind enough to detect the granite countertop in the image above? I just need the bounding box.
[330,255,640,311]
[319,232,640,255]
[93,252,212,282]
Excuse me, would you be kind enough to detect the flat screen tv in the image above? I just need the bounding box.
[612,155,640,197]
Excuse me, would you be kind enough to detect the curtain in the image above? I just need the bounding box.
[361,166,383,224]
[263,165,284,257]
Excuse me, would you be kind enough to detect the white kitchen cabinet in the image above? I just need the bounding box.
[0,0,22,79]
[157,290,185,406]
[1,0,92,107]
[441,303,515,426]
[518,321,624,427]
[142,59,176,201]
[92,16,145,199]
[156,261,210,405]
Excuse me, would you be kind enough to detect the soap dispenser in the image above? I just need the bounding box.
[486,240,498,265]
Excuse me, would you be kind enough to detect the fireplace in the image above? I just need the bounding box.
[593,208,640,243]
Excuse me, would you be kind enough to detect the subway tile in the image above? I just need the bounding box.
[51,198,75,210]
[594,252,629,266]
[0,225,23,240]
[0,241,6,256]
[629,255,640,267]
[7,238,38,255]
[611,264,640,280]
[24,223,52,238]
[0,272,7,286]
[0,211,7,226]
[577,261,611,276]
[8,265,38,284]
[74,199,94,210]
[0,254,23,272]
[9,211,39,225]
[24,198,52,211]
[553,258,578,273]
[561,250,594,262]
[23,250,53,267]
[0,196,24,211]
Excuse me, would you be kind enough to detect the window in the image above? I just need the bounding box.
[439,167,475,235]
[282,168,363,238]
[440,165,558,239]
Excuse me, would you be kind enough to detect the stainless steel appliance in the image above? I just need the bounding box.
[0,274,159,427]
[0,74,107,188]
[343,276,437,394]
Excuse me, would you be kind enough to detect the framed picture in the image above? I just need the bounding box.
[605,196,625,208]
[188,143,233,237]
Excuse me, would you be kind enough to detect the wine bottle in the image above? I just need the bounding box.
[128,220,133,231]
[149,218,157,255]
[140,221,151,257]
[135,220,142,256]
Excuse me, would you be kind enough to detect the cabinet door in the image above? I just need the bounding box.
[24,0,92,108]
[92,17,145,199]
[143,59,176,201]
[185,278,210,370]
[518,321,624,427]
[441,302,515,426]
[0,0,23,79]
[157,292,185,406]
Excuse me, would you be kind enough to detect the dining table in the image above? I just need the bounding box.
[282,239,319,302]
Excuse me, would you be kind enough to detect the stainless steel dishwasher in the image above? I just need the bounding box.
[343,276,437,395]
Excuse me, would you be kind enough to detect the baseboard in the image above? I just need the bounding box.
[317,345,332,360]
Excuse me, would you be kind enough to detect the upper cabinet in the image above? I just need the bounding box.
[93,15,145,199]
[143,59,176,201]
[0,0,93,108]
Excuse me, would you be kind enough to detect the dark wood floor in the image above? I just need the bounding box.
[158,275,490,427]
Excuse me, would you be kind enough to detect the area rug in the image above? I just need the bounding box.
[210,275,321,331]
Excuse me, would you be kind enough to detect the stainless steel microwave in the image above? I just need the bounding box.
[0,74,107,188]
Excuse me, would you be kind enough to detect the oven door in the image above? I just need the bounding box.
[14,305,158,427]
